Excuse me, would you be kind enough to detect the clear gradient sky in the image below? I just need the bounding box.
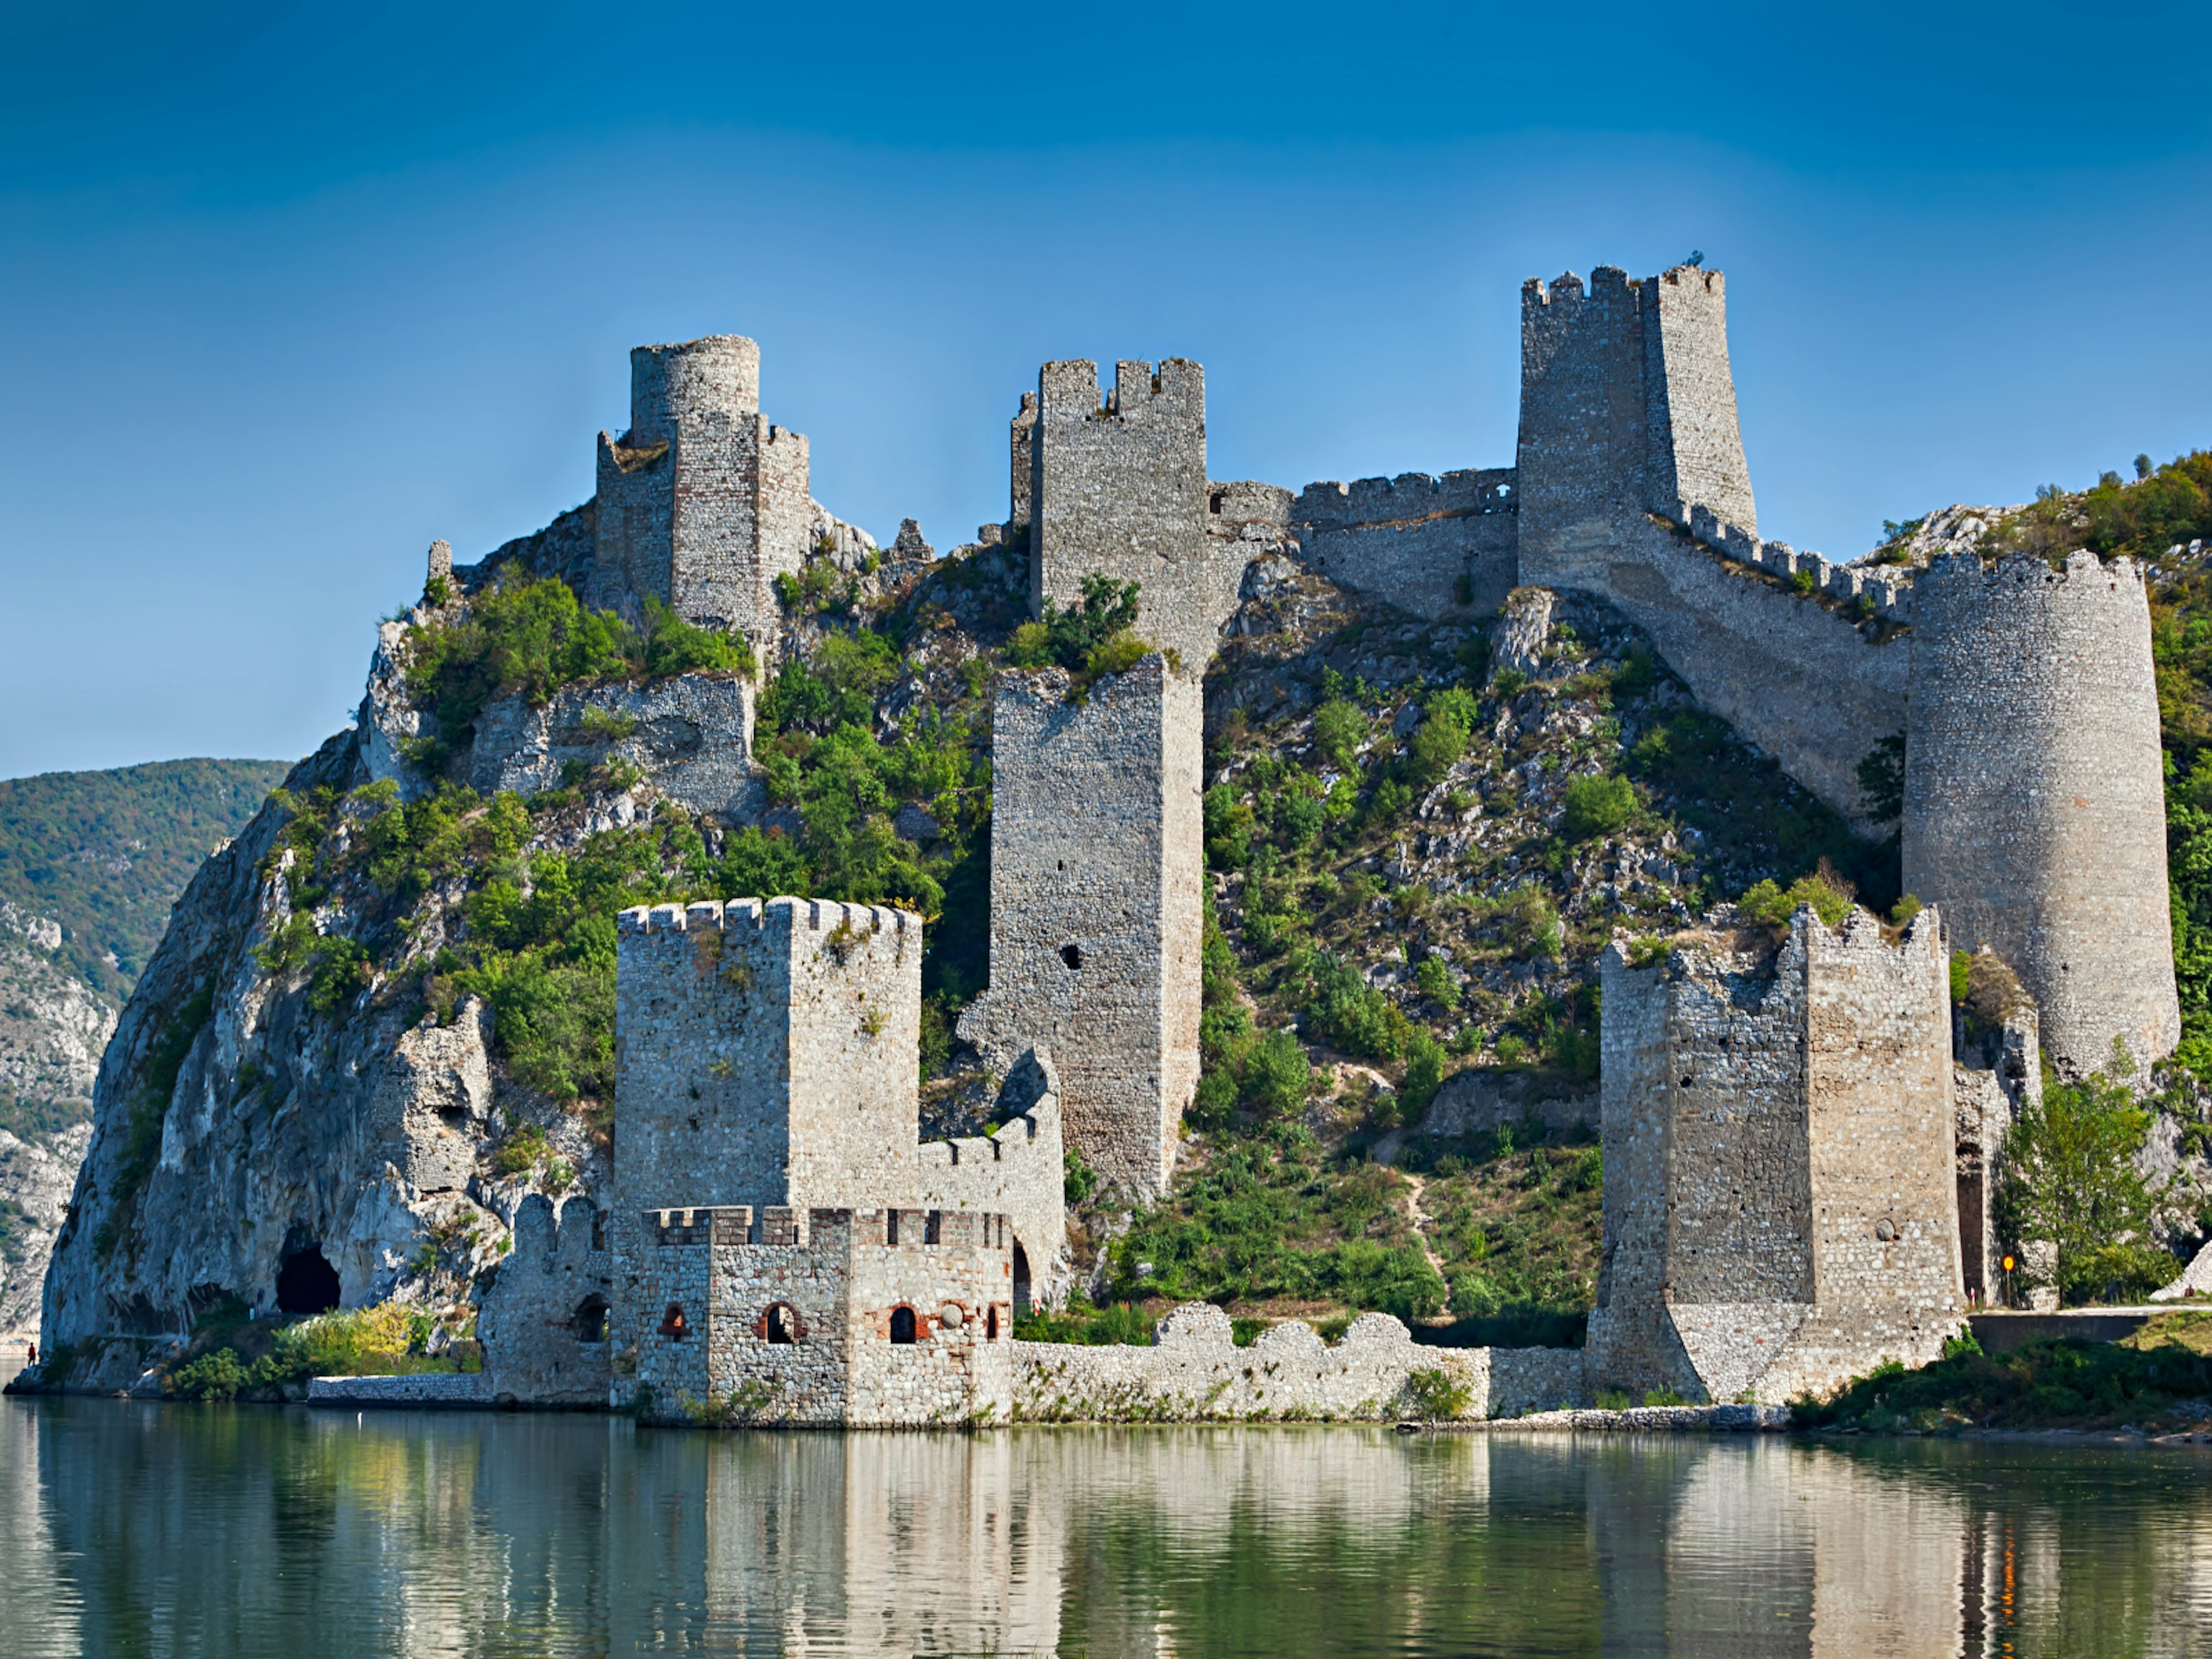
[4,2,2209,778]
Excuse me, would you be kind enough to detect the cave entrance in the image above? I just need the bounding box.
[276,1246,341,1315]
[1013,1243,1032,1313]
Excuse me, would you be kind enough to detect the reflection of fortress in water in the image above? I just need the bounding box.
[14,1404,2212,1656]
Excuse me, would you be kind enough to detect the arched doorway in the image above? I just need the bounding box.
[275,1246,340,1314]
[889,1306,918,1344]
[763,1302,802,1344]
[1012,1243,1031,1313]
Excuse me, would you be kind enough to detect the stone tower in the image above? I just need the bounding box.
[1515,264,1756,592]
[957,657,1203,1199]
[1903,551,2180,1075]
[1027,358,1243,671]
[593,335,812,646]
[1589,907,1964,1404]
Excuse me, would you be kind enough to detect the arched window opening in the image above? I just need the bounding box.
[762,1302,802,1344]
[660,1302,690,1339]
[1012,1243,1032,1314]
[987,1305,1000,1340]
[276,1246,341,1315]
[889,1305,918,1344]
[1060,944,1084,971]
[573,1295,609,1343]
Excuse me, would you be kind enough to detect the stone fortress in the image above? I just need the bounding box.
[434,259,2178,1421]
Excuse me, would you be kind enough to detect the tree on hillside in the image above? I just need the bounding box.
[1995,1058,2177,1305]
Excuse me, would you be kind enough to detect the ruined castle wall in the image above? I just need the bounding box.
[1290,469,1520,619]
[956,658,1200,1197]
[1009,391,1037,529]
[593,435,676,620]
[1013,1303,1584,1422]
[468,673,759,823]
[1639,267,1756,533]
[1030,358,1242,669]
[914,1081,1066,1302]
[1802,912,1960,1311]
[478,1192,611,1406]
[1585,940,1692,1395]
[1591,911,1965,1404]
[755,422,813,619]
[1560,517,1908,820]
[1903,551,2179,1073]
[1664,940,1815,1306]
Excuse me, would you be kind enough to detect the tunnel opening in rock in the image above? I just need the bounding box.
[275,1246,341,1315]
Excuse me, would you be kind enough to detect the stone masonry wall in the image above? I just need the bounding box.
[1589,908,1965,1403]
[958,658,1202,1198]
[913,1052,1067,1305]
[627,1204,1015,1426]
[1029,358,1245,671]
[1013,1303,1586,1422]
[1903,551,2180,1074]
[1290,469,1520,619]
[477,1192,611,1406]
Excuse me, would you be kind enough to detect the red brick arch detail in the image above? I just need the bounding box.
[754,1301,807,1343]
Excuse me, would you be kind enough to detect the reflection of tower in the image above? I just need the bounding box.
[696,1431,1064,1656]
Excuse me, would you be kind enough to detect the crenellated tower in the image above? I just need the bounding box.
[592,335,812,647]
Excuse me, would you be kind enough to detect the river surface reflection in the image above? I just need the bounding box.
[5,1397,2210,1656]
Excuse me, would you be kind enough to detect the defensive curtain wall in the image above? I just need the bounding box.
[1588,907,1967,1405]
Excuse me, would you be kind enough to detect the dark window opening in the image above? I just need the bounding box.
[660,1302,690,1339]
[1061,944,1084,970]
[987,1305,1000,1340]
[276,1246,341,1315]
[1013,1243,1032,1314]
[590,1208,607,1251]
[925,1210,942,1245]
[764,1302,801,1344]
[573,1295,609,1342]
[889,1305,918,1344]
[1209,491,1226,513]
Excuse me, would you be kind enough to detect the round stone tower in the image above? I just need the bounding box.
[625,335,760,442]
[1903,549,2179,1075]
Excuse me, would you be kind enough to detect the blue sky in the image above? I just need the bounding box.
[4,1,2210,777]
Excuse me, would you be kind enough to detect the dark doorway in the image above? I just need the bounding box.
[1013,1243,1032,1313]
[889,1306,918,1344]
[276,1246,341,1314]
[765,1303,800,1344]
[987,1305,999,1340]
[573,1295,609,1342]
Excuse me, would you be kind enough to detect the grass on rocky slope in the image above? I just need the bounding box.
[1087,582,1891,1343]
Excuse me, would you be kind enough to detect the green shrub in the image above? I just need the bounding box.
[1737,869,1854,931]
[1414,954,1460,1010]
[1204,784,1254,870]
[1403,1365,1472,1421]
[1301,953,1411,1061]
[1408,689,1476,783]
[1997,1068,2169,1305]
[1240,1028,1313,1118]
[1561,773,1635,840]
[1399,1032,1447,1119]
[1313,699,1366,771]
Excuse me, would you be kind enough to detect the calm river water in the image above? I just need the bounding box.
[4,1397,2210,1657]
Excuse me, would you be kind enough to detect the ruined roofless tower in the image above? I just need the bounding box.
[1514,263,1757,592]
[593,335,812,647]
[1904,551,2180,1074]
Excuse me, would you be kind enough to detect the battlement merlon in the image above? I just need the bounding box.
[616,895,919,942]
[1292,468,1517,534]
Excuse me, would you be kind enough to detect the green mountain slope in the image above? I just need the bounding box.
[0,759,291,998]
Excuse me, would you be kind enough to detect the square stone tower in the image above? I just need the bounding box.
[1027,358,1244,671]
[1588,906,1965,1404]
[1515,264,1757,593]
[593,335,812,646]
[957,657,1203,1199]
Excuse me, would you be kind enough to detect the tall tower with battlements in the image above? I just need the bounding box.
[1028,358,1245,671]
[593,335,812,647]
[1516,264,1756,592]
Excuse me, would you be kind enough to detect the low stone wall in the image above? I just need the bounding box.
[306,1372,494,1408]
[1013,1304,1586,1423]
